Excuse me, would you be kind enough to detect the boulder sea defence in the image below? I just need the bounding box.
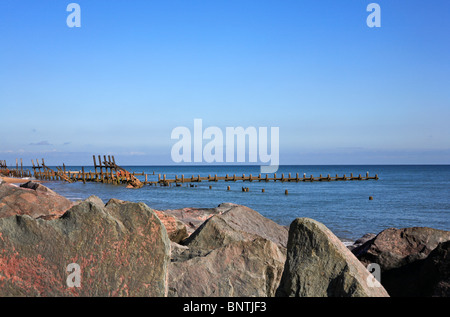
[0,199,171,297]
[0,181,448,297]
[168,203,288,297]
[0,181,73,219]
[352,226,450,296]
[276,218,389,297]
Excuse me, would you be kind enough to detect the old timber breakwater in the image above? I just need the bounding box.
[0,155,379,190]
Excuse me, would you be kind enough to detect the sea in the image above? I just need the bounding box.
[35,165,450,243]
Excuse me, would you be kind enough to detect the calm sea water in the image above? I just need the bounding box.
[38,165,450,242]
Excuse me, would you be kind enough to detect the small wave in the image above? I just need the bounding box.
[68,197,84,201]
[341,240,355,247]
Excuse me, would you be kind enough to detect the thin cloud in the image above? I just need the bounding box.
[29,141,52,146]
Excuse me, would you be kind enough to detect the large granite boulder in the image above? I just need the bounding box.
[182,204,288,250]
[83,195,105,208]
[168,204,288,297]
[169,238,285,297]
[352,227,450,270]
[347,233,376,252]
[154,210,188,243]
[20,181,55,193]
[162,203,234,235]
[418,241,450,296]
[0,182,73,219]
[352,227,450,296]
[276,218,389,297]
[0,200,170,297]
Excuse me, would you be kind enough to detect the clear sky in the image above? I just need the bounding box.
[0,0,449,165]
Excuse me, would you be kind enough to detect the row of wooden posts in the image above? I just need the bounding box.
[152,172,378,186]
[2,156,379,189]
[29,156,144,188]
[0,159,32,178]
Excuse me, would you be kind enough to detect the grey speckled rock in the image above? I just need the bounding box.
[84,195,105,208]
[0,182,73,219]
[276,218,389,297]
[352,227,450,296]
[418,240,450,297]
[0,200,170,297]
[352,227,450,270]
[182,204,288,250]
[169,238,285,297]
[168,204,288,297]
[347,233,376,251]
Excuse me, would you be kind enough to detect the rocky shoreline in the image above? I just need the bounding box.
[0,178,448,297]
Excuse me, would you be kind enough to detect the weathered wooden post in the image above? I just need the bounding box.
[103,155,109,183]
[98,155,104,182]
[93,155,98,181]
[31,159,36,178]
[36,159,41,179]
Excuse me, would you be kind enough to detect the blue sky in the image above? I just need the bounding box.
[0,0,449,165]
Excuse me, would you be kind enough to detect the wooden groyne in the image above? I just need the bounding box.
[0,159,32,178]
[30,155,143,188]
[1,155,378,189]
[148,172,378,186]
